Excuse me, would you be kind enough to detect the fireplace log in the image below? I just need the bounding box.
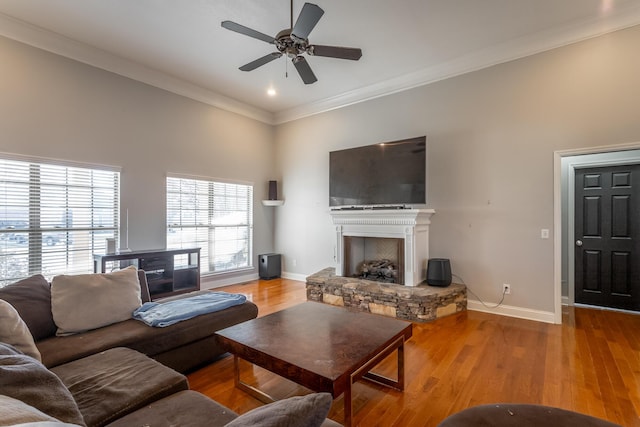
[358,259,399,283]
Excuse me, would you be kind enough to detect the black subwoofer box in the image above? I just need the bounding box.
[259,253,281,280]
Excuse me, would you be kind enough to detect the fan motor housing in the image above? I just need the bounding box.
[276,29,308,57]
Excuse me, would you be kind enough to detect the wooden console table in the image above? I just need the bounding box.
[93,248,200,300]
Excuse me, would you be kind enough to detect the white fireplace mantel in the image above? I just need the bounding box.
[330,208,435,286]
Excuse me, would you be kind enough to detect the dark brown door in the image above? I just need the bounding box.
[575,164,640,311]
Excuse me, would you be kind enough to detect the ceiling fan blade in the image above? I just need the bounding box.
[310,45,362,60]
[221,21,275,44]
[239,52,283,71]
[291,3,324,40]
[292,56,317,84]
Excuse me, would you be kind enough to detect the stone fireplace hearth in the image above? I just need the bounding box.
[306,268,467,322]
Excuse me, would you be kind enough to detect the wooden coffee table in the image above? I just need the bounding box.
[215,301,412,427]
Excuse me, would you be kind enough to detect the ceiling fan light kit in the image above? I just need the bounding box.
[221,1,362,85]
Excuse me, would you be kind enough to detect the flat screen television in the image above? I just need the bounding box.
[329,136,426,208]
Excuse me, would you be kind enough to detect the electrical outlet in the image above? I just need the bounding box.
[503,284,511,295]
[292,259,297,267]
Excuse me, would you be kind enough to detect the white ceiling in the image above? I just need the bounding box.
[1,0,640,124]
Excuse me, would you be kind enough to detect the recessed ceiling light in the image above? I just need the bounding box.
[601,0,613,13]
[267,88,277,96]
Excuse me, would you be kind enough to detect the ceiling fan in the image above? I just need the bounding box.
[221,1,362,85]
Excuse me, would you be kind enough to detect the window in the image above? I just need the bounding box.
[167,176,253,274]
[0,155,120,287]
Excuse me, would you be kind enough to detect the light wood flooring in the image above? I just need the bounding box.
[187,278,640,426]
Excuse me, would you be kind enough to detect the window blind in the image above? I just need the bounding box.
[0,156,119,286]
[167,176,253,274]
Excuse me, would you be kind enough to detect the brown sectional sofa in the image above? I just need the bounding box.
[0,270,341,426]
[0,343,338,427]
[0,270,258,372]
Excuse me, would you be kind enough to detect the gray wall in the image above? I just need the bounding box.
[0,35,277,285]
[3,22,640,314]
[274,25,640,315]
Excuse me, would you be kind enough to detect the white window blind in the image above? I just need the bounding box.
[0,156,119,286]
[167,176,253,274]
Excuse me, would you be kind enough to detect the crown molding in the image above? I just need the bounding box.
[274,5,640,124]
[0,13,275,125]
[2,6,640,127]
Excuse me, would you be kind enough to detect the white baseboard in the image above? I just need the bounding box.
[281,271,308,282]
[199,271,306,289]
[200,272,260,289]
[467,300,556,324]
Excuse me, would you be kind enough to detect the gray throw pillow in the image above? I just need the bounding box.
[51,266,141,336]
[0,343,86,426]
[0,274,57,340]
[225,393,332,427]
[0,394,61,424]
[0,299,42,361]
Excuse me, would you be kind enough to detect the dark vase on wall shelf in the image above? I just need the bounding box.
[262,180,284,206]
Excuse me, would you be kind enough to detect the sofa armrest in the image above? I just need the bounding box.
[137,270,151,303]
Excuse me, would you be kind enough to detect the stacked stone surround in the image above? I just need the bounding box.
[306,268,467,322]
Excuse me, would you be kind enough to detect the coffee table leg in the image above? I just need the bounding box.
[343,336,406,426]
[398,340,405,390]
[362,336,405,390]
[344,378,353,427]
[233,355,276,404]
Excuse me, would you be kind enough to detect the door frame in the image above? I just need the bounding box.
[554,142,640,323]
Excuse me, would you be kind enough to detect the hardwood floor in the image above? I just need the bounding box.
[188,278,640,426]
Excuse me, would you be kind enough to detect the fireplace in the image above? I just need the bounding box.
[330,208,435,286]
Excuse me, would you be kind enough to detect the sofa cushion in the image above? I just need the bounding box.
[37,299,258,370]
[105,390,239,427]
[0,343,86,426]
[225,393,333,427]
[51,347,188,427]
[51,266,141,336]
[0,299,42,361]
[0,274,57,340]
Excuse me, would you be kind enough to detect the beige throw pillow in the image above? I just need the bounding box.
[0,299,42,361]
[51,266,142,336]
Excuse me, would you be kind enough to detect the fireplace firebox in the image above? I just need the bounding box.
[344,236,404,284]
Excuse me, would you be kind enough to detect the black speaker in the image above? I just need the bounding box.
[426,258,452,287]
[259,253,281,280]
[268,181,278,200]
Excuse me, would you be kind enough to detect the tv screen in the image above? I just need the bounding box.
[329,136,426,208]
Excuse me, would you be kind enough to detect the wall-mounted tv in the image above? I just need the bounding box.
[329,136,426,208]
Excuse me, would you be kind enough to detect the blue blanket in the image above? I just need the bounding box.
[132,292,247,327]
